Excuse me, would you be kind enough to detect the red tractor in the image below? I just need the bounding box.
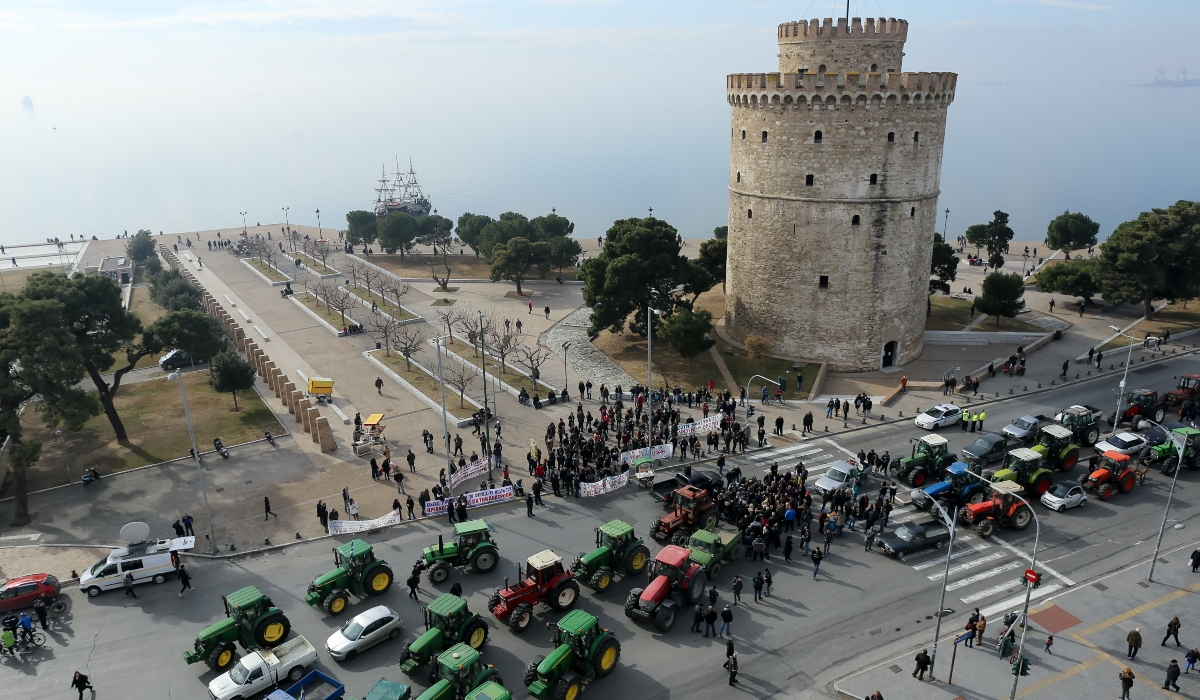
[960,480,1034,539]
[622,545,704,633]
[1110,389,1169,428]
[488,550,581,634]
[1078,451,1147,500]
[1166,374,1200,410]
[648,485,719,545]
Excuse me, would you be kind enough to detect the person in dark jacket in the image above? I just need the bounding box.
[71,671,94,700]
[1190,548,1200,572]
[1163,616,1182,646]
[719,605,733,638]
[177,565,193,597]
[691,603,703,633]
[727,651,739,685]
[704,606,718,638]
[1119,667,1135,699]
[1128,627,1143,659]
[913,649,931,679]
[1165,660,1182,691]
[724,639,735,668]
[811,547,824,579]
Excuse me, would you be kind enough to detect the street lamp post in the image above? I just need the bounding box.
[561,342,572,390]
[1138,418,1188,583]
[282,208,291,253]
[240,211,248,235]
[927,501,960,682]
[434,336,456,496]
[646,305,662,406]
[943,208,950,240]
[169,370,218,554]
[476,311,494,479]
[1108,325,1144,431]
[316,209,322,241]
[1004,488,1042,700]
[55,429,71,485]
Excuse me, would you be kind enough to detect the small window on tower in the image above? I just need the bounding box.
[741,130,746,140]
[851,215,861,226]
[814,130,823,144]
[870,174,878,185]
[805,174,814,187]
[819,275,829,289]
[762,131,768,143]
[914,131,920,144]
[910,207,916,218]
[736,172,741,183]
[870,64,878,72]
[887,132,895,143]
[747,209,753,220]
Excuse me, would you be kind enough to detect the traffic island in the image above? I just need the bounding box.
[364,350,478,427]
[240,257,294,286]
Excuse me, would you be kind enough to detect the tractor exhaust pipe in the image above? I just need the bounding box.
[438,535,444,554]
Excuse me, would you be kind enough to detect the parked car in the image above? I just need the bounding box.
[325,605,403,661]
[1140,421,1186,448]
[1002,415,1044,443]
[159,348,207,371]
[875,520,952,559]
[1040,480,1088,512]
[0,574,60,613]
[208,636,317,700]
[79,536,194,597]
[1093,432,1148,457]
[961,433,1010,466]
[812,461,861,495]
[915,404,963,430]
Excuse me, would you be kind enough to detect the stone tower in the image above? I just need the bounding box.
[724,17,956,372]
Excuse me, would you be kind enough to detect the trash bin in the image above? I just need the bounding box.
[778,375,787,393]
[1053,330,1062,341]
[376,341,382,350]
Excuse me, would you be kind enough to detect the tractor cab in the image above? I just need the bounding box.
[687,530,722,560]
[646,546,690,583]
[550,609,598,656]
[1091,451,1130,481]
[1034,424,1073,454]
[597,520,635,552]
[425,593,469,632]
[672,486,707,521]
[454,521,494,551]
[912,434,950,462]
[1168,374,1200,405]
[333,539,376,575]
[1130,389,1160,410]
[520,551,566,590]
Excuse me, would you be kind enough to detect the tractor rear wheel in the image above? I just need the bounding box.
[683,567,704,605]
[977,520,996,539]
[509,603,534,633]
[523,656,545,687]
[1099,484,1114,500]
[364,564,394,596]
[463,618,489,649]
[653,604,677,632]
[206,642,237,671]
[253,612,291,648]
[1119,473,1136,493]
[1010,507,1033,530]
[322,590,349,616]
[706,562,722,581]
[591,568,614,593]
[592,637,621,678]
[553,672,583,700]
[730,544,745,561]
[1062,449,1079,471]
[549,580,580,611]
[1031,475,1052,496]
[701,511,718,530]
[911,470,928,487]
[1085,428,1099,446]
[624,544,651,574]
[624,590,642,619]
[470,548,499,574]
[428,562,451,585]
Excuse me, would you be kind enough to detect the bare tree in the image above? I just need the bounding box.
[367,313,401,356]
[428,248,452,292]
[395,325,427,371]
[442,360,478,409]
[486,323,523,375]
[343,258,365,289]
[379,276,411,308]
[325,285,357,326]
[436,307,462,345]
[360,263,379,297]
[312,280,331,306]
[455,307,496,358]
[516,344,552,384]
[314,238,332,272]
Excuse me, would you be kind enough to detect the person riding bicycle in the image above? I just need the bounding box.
[15,612,33,644]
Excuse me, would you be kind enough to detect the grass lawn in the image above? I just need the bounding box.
[0,266,59,292]
[1100,302,1200,352]
[713,337,818,400]
[347,284,416,320]
[128,285,168,368]
[357,253,579,281]
[290,251,337,274]
[370,350,474,420]
[925,295,975,331]
[249,258,293,283]
[444,345,555,396]
[8,371,281,494]
[296,292,357,329]
[431,298,458,306]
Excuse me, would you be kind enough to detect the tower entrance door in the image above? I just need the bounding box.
[882,341,897,368]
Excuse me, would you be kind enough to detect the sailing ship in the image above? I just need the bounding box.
[374,159,432,218]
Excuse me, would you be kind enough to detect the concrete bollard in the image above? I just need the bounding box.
[289,389,302,415]
[316,416,337,452]
[282,382,295,407]
[299,399,312,429]
[309,409,321,443]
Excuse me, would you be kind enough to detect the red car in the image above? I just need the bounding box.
[0,573,60,613]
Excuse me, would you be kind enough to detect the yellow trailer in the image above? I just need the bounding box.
[307,376,334,402]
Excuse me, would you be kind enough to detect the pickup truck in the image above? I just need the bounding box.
[267,671,412,700]
[649,468,723,505]
[209,636,317,700]
[686,524,745,580]
[1002,415,1045,443]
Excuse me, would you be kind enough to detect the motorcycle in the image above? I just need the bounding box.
[81,468,101,487]
[264,430,276,447]
[213,437,230,459]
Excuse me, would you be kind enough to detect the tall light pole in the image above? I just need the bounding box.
[240,211,248,235]
[1139,418,1188,582]
[476,311,494,478]
[55,429,71,485]
[434,336,456,496]
[943,208,950,240]
[316,209,322,241]
[1003,484,1042,700]
[927,501,960,681]
[282,207,291,253]
[561,342,572,390]
[646,304,661,406]
[169,370,218,554]
[1108,325,1144,431]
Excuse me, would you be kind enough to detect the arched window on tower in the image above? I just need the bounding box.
[887,132,895,144]
[914,131,920,144]
[870,63,878,72]
[851,215,861,227]
[761,131,768,143]
[814,130,823,144]
[747,209,753,220]
[869,174,878,185]
[736,172,741,183]
[741,130,746,140]
[805,174,814,187]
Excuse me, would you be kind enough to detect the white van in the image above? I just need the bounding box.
[79,536,195,597]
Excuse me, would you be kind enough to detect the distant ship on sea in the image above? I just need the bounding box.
[374,159,432,218]
[1145,66,1199,88]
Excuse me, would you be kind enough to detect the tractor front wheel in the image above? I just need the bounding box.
[365,565,394,596]
[523,656,545,687]
[653,604,677,632]
[323,590,350,616]
[549,580,580,611]
[593,637,621,678]
[977,520,996,539]
[730,544,745,561]
[591,568,614,593]
[624,590,642,619]
[671,531,689,546]
[1062,449,1079,471]
[1154,407,1166,423]
[206,642,237,671]
[1010,507,1033,530]
[509,603,534,633]
[428,562,451,585]
[253,612,291,648]
[553,672,583,700]
[463,618,489,649]
[1099,484,1114,500]
[1085,428,1100,446]
[1031,475,1052,496]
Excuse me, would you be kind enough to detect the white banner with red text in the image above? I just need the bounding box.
[675,414,724,437]
[424,485,515,516]
[579,471,630,497]
[327,509,404,536]
[449,457,490,490]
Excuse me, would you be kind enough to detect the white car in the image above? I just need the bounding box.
[915,404,962,430]
[812,460,858,494]
[1094,432,1147,456]
[325,605,403,661]
[1040,480,1087,512]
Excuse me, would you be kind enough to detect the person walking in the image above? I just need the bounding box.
[724,638,735,669]
[1119,667,1135,700]
[719,604,733,638]
[264,496,278,520]
[375,376,384,395]
[727,651,739,686]
[407,449,417,473]
[1044,635,1054,654]
[1128,627,1143,659]
[1191,547,1200,572]
[912,649,931,680]
[526,492,535,518]
[177,564,193,597]
[752,572,764,602]
[1165,659,1182,692]
[182,512,195,536]
[811,547,824,579]
[123,571,137,599]
[406,571,420,600]
[763,568,772,597]
[1185,647,1199,674]
[731,575,743,605]
[704,606,718,638]
[1163,616,1182,646]
[691,603,704,633]
[71,671,94,700]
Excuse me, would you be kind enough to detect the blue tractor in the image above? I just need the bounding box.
[909,461,989,512]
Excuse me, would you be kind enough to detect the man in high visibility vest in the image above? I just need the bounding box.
[979,410,987,430]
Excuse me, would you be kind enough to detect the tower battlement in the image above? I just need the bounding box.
[726,70,956,98]
[778,17,908,43]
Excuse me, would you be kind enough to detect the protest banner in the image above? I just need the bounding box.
[450,457,490,490]
[579,471,629,497]
[327,509,404,535]
[618,444,672,465]
[676,414,723,437]
[424,485,515,516]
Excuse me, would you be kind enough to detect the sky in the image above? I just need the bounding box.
[2,0,1198,246]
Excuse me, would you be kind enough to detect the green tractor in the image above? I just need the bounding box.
[985,447,1055,497]
[523,610,621,700]
[182,585,291,672]
[1144,427,1200,473]
[890,435,957,487]
[685,525,744,580]
[1029,424,1081,472]
[569,519,652,593]
[464,681,512,700]
[413,643,503,700]
[399,593,491,676]
[305,539,395,615]
[416,520,500,585]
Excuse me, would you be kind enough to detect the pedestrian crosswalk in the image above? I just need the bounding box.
[739,437,847,475]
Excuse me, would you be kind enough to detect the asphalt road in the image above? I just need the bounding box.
[8,354,1199,700]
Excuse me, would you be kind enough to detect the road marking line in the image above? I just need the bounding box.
[979,583,1063,619]
[991,534,1077,586]
[910,543,991,570]
[945,561,1023,591]
[821,438,857,459]
[927,552,1004,580]
[1013,652,1107,699]
[961,580,1024,604]
[0,534,40,541]
[751,446,823,462]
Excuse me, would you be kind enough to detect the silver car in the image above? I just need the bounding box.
[325,605,403,661]
[813,461,857,494]
[1040,480,1087,512]
[1002,415,1040,443]
[1094,432,1147,456]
